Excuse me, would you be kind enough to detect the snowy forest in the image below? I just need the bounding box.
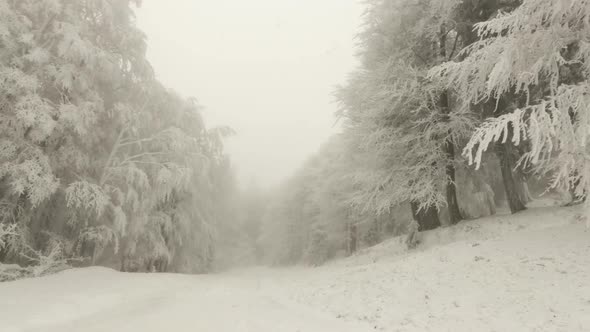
[1,0,590,331]
[255,0,590,266]
[0,0,237,277]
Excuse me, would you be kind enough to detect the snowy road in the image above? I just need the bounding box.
[0,267,372,332]
[1,206,590,332]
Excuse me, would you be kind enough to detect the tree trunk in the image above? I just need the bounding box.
[495,142,527,213]
[443,138,463,225]
[440,92,463,225]
[120,254,126,272]
[347,221,357,255]
[410,201,441,231]
[438,27,463,225]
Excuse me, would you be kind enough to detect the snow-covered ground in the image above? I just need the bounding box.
[1,205,590,332]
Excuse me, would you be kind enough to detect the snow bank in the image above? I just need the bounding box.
[258,205,590,331]
[335,204,581,267]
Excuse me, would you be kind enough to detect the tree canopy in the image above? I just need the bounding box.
[0,0,236,277]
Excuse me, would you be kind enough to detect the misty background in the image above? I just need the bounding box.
[137,0,362,188]
[1,1,590,330]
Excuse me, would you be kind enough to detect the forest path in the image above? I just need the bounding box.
[1,206,590,331]
[0,266,372,332]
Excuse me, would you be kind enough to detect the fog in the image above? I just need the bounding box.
[137,0,362,188]
[3,1,587,331]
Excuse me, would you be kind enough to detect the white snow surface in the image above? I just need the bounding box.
[1,205,590,332]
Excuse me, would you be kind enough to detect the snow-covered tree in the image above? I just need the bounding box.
[337,0,477,228]
[0,0,151,267]
[431,0,590,211]
[258,134,410,266]
[0,0,236,275]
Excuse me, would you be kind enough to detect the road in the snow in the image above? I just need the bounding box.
[0,267,372,332]
[2,206,590,332]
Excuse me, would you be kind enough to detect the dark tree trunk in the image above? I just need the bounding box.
[347,221,357,255]
[439,92,463,225]
[120,255,126,272]
[438,27,463,225]
[410,201,441,231]
[495,142,527,214]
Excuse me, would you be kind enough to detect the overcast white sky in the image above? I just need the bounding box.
[137,0,362,188]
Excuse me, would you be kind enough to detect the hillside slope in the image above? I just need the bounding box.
[1,205,589,332]
[256,205,590,331]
